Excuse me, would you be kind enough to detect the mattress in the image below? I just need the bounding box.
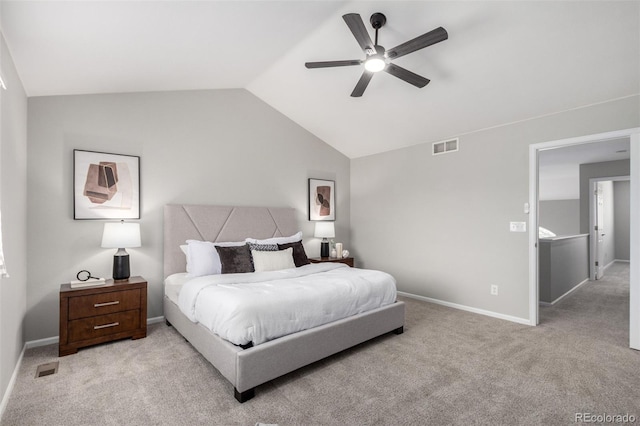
[175,263,397,346]
[164,272,189,305]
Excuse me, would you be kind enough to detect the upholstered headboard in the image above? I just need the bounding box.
[163,204,299,278]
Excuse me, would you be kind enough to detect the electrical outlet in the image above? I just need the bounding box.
[491,285,499,296]
[510,222,527,232]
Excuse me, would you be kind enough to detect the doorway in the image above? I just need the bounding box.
[528,127,640,350]
[589,177,630,281]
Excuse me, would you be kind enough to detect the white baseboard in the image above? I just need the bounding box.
[397,291,532,326]
[604,260,617,270]
[614,259,630,263]
[540,278,590,306]
[147,316,165,325]
[0,345,25,422]
[25,316,166,349]
[25,336,58,349]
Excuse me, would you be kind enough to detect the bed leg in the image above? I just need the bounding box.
[165,319,172,327]
[234,387,255,403]
[393,326,404,335]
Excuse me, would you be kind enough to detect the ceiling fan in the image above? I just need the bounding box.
[305,13,448,97]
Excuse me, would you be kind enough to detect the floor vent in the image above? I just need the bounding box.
[432,138,459,155]
[35,361,59,378]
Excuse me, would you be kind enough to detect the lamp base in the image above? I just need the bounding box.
[320,240,330,257]
[113,249,130,281]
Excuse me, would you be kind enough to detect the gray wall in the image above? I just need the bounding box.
[351,96,639,321]
[538,199,580,236]
[0,34,28,409]
[614,180,630,260]
[539,235,589,303]
[579,160,630,234]
[27,89,350,341]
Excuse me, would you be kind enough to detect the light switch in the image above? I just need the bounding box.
[510,222,527,232]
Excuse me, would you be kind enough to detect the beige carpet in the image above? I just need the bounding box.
[2,262,639,425]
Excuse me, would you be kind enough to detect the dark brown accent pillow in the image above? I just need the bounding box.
[215,244,255,274]
[277,241,310,267]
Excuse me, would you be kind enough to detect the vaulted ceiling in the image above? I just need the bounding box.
[1,1,638,158]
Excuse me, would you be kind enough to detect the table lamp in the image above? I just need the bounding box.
[102,221,141,281]
[314,222,335,258]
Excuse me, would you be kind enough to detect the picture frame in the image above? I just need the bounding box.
[73,149,140,220]
[308,178,335,221]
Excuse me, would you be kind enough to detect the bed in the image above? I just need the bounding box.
[163,204,405,402]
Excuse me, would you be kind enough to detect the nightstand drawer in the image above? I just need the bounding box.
[309,257,354,267]
[68,311,141,342]
[68,289,141,320]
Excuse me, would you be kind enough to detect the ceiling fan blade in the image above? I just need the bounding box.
[386,27,448,60]
[351,71,374,97]
[343,13,376,55]
[305,60,362,69]
[384,64,430,88]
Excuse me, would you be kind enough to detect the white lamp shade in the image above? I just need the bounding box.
[101,222,141,249]
[314,222,335,239]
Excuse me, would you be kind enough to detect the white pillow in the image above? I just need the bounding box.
[245,231,302,245]
[185,240,244,277]
[251,248,296,272]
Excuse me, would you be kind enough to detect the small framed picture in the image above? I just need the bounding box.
[309,178,335,221]
[73,149,140,220]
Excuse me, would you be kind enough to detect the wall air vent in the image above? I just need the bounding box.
[432,138,459,156]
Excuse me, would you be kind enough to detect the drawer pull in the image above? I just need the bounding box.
[94,322,119,330]
[94,301,119,308]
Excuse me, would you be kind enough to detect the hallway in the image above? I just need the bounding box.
[540,261,630,348]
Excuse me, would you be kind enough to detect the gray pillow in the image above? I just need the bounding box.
[278,241,310,267]
[215,244,255,274]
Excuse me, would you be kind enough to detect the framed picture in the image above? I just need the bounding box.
[73,149,140,220]
[308,178,335,221]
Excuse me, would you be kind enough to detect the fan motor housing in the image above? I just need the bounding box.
[370,13,386,29]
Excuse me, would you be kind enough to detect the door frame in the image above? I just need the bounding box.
[528,127,640,350]
[589,176,629,281]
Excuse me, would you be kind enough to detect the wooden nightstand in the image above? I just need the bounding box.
[59,276,147,356]
[309,257,354,267]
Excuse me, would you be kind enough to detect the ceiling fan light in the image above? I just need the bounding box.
[364,56,385,73]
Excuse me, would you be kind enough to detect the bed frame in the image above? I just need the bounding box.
[163,204,405,402]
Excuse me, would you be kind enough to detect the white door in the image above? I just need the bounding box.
[595,182,606,280]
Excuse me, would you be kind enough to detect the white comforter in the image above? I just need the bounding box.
[178,263,397,346]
